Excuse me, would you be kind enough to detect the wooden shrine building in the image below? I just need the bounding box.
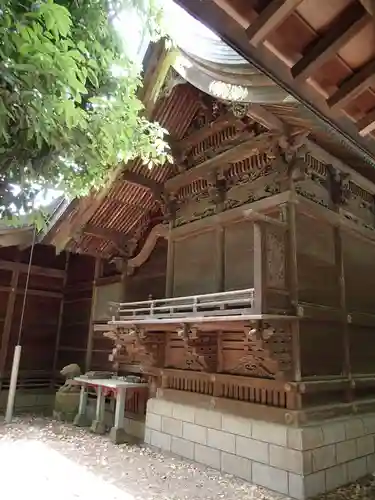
[5,2,375,497]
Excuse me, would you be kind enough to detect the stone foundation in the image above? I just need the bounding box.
[144,398,375,499]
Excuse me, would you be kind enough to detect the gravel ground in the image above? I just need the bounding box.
[0,417,374,500]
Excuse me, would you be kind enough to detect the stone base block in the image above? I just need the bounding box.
[90,419,106,434]
[109,426,141,445]
[73,413,90,427]
[144,397,375,499]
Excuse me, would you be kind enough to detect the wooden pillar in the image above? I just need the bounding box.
[51,252,70,388]
[85,258,101,372]
[165,222,175,298]
[120,258,128,302]
[253,221,267,314]
[334,227,350,383]
[215,225,225,292]
[0,268,19,393]
[286,201,302,382]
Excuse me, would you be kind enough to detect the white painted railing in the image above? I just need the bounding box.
[108,288,255,323]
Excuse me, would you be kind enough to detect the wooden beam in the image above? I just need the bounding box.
[358,107,375,136]
[122,171,164,201]
[0,260,65,279]
[212,0,251,29]
[291,3,369,82]
[327,59,375,109]
[0,268,19,393]
[243,209,288,229]
[51,252,69,388]
[82,224,128,250]
[166,132,278,192]
[246,0,303,47]
[0,286,62,299]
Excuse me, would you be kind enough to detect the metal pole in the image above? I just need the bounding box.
[5,225,37,423]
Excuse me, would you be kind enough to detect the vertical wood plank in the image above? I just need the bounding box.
[0,267,19,393]
[85,258,101,372]
[51,252,70,388]
[215,225,225,292]
[253,222,267,314]
[120,259,128,301]
[165,221,175,297]
[334,227,350,386]
[286,201,301,382]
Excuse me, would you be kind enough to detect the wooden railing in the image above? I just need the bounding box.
[109,288,255,324]
[161,369,298,410]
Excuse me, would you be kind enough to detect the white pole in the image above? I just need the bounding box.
[5,345,22,423]
[5,224,37,423]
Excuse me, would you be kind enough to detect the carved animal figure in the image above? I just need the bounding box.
[58,363,81,393]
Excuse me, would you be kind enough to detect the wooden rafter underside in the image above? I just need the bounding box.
[176,0,375,154]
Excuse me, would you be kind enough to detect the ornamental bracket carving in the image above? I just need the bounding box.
[104,326,162,372]
[229,321,292,379]
[176,324,210,371]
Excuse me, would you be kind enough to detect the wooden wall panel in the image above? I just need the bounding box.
[56,253,95,372]
[94,282,123,321]
[296,212,338,307]
[173,230,216,296]
[343,233,375,313]
[300,320,344,377]
[126,238,167,302]
[224,221,254,291]
[349,324,375,375]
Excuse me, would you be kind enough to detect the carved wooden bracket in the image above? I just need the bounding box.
[176,324,217,372]
[326,164,351,206]
[229,321,292,379]
[104,327,165,372]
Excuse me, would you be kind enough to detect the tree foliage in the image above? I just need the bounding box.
[0,0,168,220]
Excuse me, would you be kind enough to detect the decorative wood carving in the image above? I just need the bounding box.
[228,322,292,379]
[166,325,217,372]
[266,229,286,289]
[326,164,351,207]
[224,154,280,211]
[104,327,165,372]
[340,181,375,230]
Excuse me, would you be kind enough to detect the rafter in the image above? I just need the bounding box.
[327,59,375,109]
[246,0,303,47]
[291,3,369,82]
[212,0,251,29]
[358,108,375,136]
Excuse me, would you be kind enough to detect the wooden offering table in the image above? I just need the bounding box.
[73,376,147,444]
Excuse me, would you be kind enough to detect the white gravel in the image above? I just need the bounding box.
[0,416,288,500]
[1,417,374,500]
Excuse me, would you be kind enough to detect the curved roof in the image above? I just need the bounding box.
[166,1,291,104]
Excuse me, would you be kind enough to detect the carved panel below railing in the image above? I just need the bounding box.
[161,369,297,410]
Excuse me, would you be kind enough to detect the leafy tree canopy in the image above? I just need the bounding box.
[0,0,169,222]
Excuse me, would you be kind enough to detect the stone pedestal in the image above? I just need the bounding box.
[144,397,375,499]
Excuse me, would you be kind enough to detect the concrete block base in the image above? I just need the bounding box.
[144,397,375,499]
[90,419,107,434]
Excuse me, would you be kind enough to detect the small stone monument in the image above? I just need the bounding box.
[53,364,82,422]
